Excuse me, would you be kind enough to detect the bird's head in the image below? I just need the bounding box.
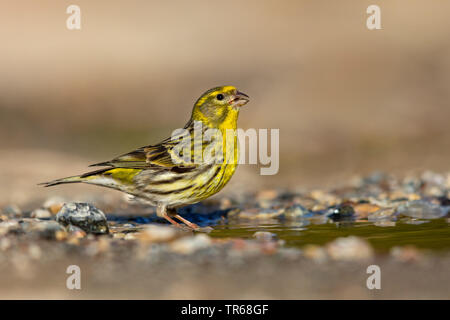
[191,86,249,128]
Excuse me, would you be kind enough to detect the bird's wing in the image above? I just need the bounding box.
[89,134,196,170]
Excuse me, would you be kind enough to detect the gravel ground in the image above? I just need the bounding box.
[0,171,449,299]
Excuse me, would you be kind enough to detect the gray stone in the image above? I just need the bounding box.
[396,200,447,219]
[56,203,109,234]
[2,205,22,218]
[281,204,310,219]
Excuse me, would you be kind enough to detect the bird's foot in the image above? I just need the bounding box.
[174,214,213,233]
[174,214,200,229]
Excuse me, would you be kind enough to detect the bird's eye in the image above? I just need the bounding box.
[216,94,224,101]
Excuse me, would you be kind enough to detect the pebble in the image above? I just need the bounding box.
[310,190,340,206]
[402,176,422,193]
[2,205,22,218]
[424,186,444,197]
[124,233,137,240]
[258,199,282,209]
[28,244,42,260]
[389,190,412,200]
[43,197,65,215]
[311,204,326,211]
[367,207,396,221]
[281,204,310,219]
[353,203,381,219]
[56,203,109,234]
[390,246,423,262]
[408,194,422,201]
[253,231,277,241]
[113,233,126,239]
[396,200,447,219]
[0,220,20,236]
[169,234,212,254]
[421,171,445,186]
[293,197,317,210]
[303,244,328,263]
[326,236,374,261]
[30,221,68,240]
[136,225,183,243]
[31,209,52,219]
[327,205,355,221]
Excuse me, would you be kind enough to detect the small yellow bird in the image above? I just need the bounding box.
[42,86,250,230]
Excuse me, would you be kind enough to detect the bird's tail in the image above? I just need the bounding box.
[39,168,110,187]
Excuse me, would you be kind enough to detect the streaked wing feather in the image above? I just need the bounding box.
[89,136,196,170]
[88,120,209,171]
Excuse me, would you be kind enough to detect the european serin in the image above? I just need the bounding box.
[41,86,250,230]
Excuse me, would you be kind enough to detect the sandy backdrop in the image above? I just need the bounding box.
[1,1,449,206]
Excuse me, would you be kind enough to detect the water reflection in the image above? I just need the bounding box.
[211,218,450,252]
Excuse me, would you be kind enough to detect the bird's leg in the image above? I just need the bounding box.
[168,208,213,233]
[156,204,182,228]
[166,207,200,230]
[172,212,200,230]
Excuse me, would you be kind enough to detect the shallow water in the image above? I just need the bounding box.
[209,218,450,252]
[107,201,450,253]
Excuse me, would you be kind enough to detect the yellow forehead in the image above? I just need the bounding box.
[195,86,236,106]
[206,86,236,97]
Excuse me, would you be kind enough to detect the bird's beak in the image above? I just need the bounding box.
[231,90,250,107]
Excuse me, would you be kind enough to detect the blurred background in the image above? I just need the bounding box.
[1,0,450,206]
